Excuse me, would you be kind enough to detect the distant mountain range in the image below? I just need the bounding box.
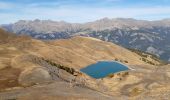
[2,18,170,61]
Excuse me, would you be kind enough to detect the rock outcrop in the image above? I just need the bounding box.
[18,67,52,86]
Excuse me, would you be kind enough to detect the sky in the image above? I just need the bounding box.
[0,0,170,24]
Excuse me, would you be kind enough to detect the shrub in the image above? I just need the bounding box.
[124,72,129,75]
[115,58,119,61]
[124,60,128,63]
[107,73,114,78]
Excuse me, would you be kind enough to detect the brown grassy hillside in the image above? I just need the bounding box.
[0,29,162,90]
[0,29,170,100]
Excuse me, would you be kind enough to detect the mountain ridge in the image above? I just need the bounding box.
[2,18,170,61]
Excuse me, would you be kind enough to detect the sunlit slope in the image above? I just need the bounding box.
[0,29,162,91]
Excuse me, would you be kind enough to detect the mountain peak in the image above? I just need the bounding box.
[2,18,170,61]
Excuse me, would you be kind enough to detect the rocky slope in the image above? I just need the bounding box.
[2,18,170,61]
[0,29,169,100]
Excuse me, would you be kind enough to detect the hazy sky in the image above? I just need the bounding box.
[0,0,170,24]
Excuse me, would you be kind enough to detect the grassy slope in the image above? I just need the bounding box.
[0,28,165,92]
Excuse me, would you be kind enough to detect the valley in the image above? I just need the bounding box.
[0,29,170,100]
[1,0,170,99]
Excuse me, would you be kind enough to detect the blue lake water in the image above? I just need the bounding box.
[80,61,129,79]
